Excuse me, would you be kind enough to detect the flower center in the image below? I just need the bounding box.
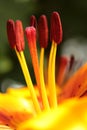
[7,11,62,113]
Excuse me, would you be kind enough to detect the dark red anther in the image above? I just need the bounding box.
[7,19,16,49]
[38,15,48,48]
[50,11,62,44]
[30,15,37,28]
[15,20,25,52]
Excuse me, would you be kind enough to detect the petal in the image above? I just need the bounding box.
[17,97,87,130]
[0,93,36,129]
[7,86,40,99]
[0,125,13,130]
[59,63,87,102]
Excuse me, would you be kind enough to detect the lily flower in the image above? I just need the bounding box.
[1,11,87,130]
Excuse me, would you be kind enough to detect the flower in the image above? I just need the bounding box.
[0,11,87,129]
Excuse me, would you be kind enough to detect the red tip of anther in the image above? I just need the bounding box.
[25,26,36,45]
[50,11,63,44]
[38,15,48,48]
[30,15,37,28]
[15,20,25,52]
[7,19,16,49]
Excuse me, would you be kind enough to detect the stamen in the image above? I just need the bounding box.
[50,11,62,44]
[7,19,16,49]
[38,15,50,109]
[7,11,63,112]
[7,20,41,113]
[48,12,63,107]
[48,42,58,107]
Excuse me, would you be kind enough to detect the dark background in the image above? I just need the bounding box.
[0,0,87,90]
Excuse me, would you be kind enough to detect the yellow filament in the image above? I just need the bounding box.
[40,48,50,110]
[48,41,57,107]
[15,48,41,113]
[51,43,57,106]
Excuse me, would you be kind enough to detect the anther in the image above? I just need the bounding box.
[50,11,62,44]
[7,19,16,49]
[38,15,48,48]
[15,20,25,52]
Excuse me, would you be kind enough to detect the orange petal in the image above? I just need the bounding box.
[59,63,87,102]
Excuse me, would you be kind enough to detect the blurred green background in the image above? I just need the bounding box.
[0,0,87,90]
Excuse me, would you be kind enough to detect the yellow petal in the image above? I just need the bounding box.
[0,125,13,130]
[17,97,87,130]
[0,93,36,129]
[7,86,40,99]
[7,87,31,98]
